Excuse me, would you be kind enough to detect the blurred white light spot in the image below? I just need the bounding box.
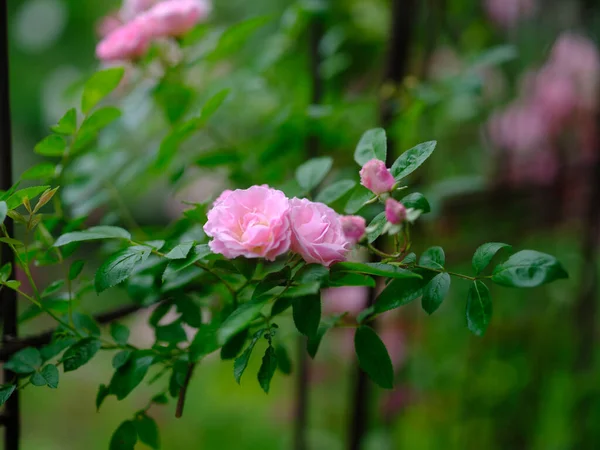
[14,0,67,53]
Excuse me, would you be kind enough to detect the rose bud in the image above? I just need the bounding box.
[341,215,366,244]
[385,198,407,225]
[359,159,395,195]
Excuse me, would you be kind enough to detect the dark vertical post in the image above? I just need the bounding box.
[0,1,20,449]
[294,14,324,450]
[348,1,416,448]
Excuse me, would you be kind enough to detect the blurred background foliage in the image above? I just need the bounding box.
[5,0,600,448]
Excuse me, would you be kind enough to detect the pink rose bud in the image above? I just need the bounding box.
[96,15,122,38]
[203,186,292,261]
[143,0,210,38]
[385,198,407,225]
[289,198,352,267]
[360,159,395,195]
[95,18,151,61]
[341,215,366,244]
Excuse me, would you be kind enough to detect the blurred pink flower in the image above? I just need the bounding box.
[96,18,152,61]
[360,159,395,195]
[96,14,122,38]
[204,186,292,260]
[322,286,368,316]
[289,198,352,267]
[484,0,537,28]
[120,0,160,21]
[487,103,549,154]
[143,0,210,38]
[341,215,366,244]
[385,198,406,225]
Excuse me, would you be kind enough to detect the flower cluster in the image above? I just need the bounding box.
[96,0,210,62]
[203,185,366,267]
[487,33,600,185]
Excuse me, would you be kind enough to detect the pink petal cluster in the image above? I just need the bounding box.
[204,187,355,266]
[341,215,366,244]
[290,198,353,267]
[385,199,407,225]
[96,0,210,62]
[359,159,395,195]
[204,186,291,261]
[484,0,537,29]
[487,32,600,186]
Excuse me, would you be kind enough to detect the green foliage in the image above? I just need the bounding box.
[354,128,387,165]
[400,192,431,213]
[333,262,421,279]
[491,250,568,288]
[218,299,268,345]
[472,242,512,274]
[0,385,16,407]
[257,345,278,393]
[109,351,155,400]
[296,157,333,192]
[5,347,42,374]
[234,329,264,384]
[81,67,125,114]
[95,247,151,293]
[419,246,445,270]
[54,226,131,247]
[375,276,428,313]
[0,201,6,223]
[30,364,59,389]
[367,212,387,243]
[422,272,451,315]
[134,413,160,449]
[315,179,356,204]
[63,338,102,372]
[466,280,492,336]
[391,141,437,180]
[110,323,130,346]
[292,294,321,338]
[109,420,137,450]
[354,326,394,389]
[344,185,375,214]
[34,135,67,156]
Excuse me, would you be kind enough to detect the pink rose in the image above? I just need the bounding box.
[360,159,395,195]
[323,286,368,315]
[289,198,352,267]
[143,0,210,38]
[96,18,152,61]
[120,0,159,21]
[96,15,122,38]
[203,186,292,261]
[341,215,366,244]
[385,198,406,225]
[484,0,536,28]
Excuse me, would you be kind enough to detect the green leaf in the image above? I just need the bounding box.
[354,128,387,166]
[135,413,160,449]
[0,385,16,407]
[174,296,202,328]
[252,267,291,300]
[257,346,278,393]
[163,244,211,280]
[401,192,431,213]
[112,350,132,370]
[354,326,394,389]
[109,420,137,450]
[110,323,130,346]
[30,364,59,388]
[332,262,421,279]
[20,163,56,181]
[165,242,194,260]
[41,280,64,297]
[366,212,387,243]
[195,149,240,167]
[271,296,293,317]
[72,312,101,337]
[51,108,77,135]
[233,329,264,384]
[220,329,248,360]
[294,264,329,285]
[34,135,66,156]
[109,351,155,400]
[63,338,102,372]
[81,67,125,114]
[374,277,428,313]
[327,272,375,287]
[292,294,321,338]
[96,384,110,411]
[207,16,271,60]
[4,280,20,290]
[218,298,268,345]
[315,179,356,204]
[6,186,50,209]
[78,106,121,135]
[344,185,375,214]
[391,141,437,181]
[422,273,451,315]
[5,347,42,374]
[54,225,131,247]
[466,280,492,336]
[0,262,11,282]
[154,80,194,124]
[156,321,188,344]
[472,242,512,275]
[275,344,292,375]
[189,322,220,360]
[419,246,445,270]
[307,314,343,358]
[95,247,150,293]
[295,157,333,192]
[491,250,568,288]
[0,201,6,224]
[69,260,85,280]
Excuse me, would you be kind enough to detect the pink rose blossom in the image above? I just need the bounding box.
[289,198,352,267]
[143,0,210,38]
[322,286,368,316]
[96,15,122,38]
[385,199,406,225]
[120,0,160,21]
[360,159,395,195]
[203,186,292,261]
[484,0,536,29]
[341,215,366,244]
[96,18,152,61]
